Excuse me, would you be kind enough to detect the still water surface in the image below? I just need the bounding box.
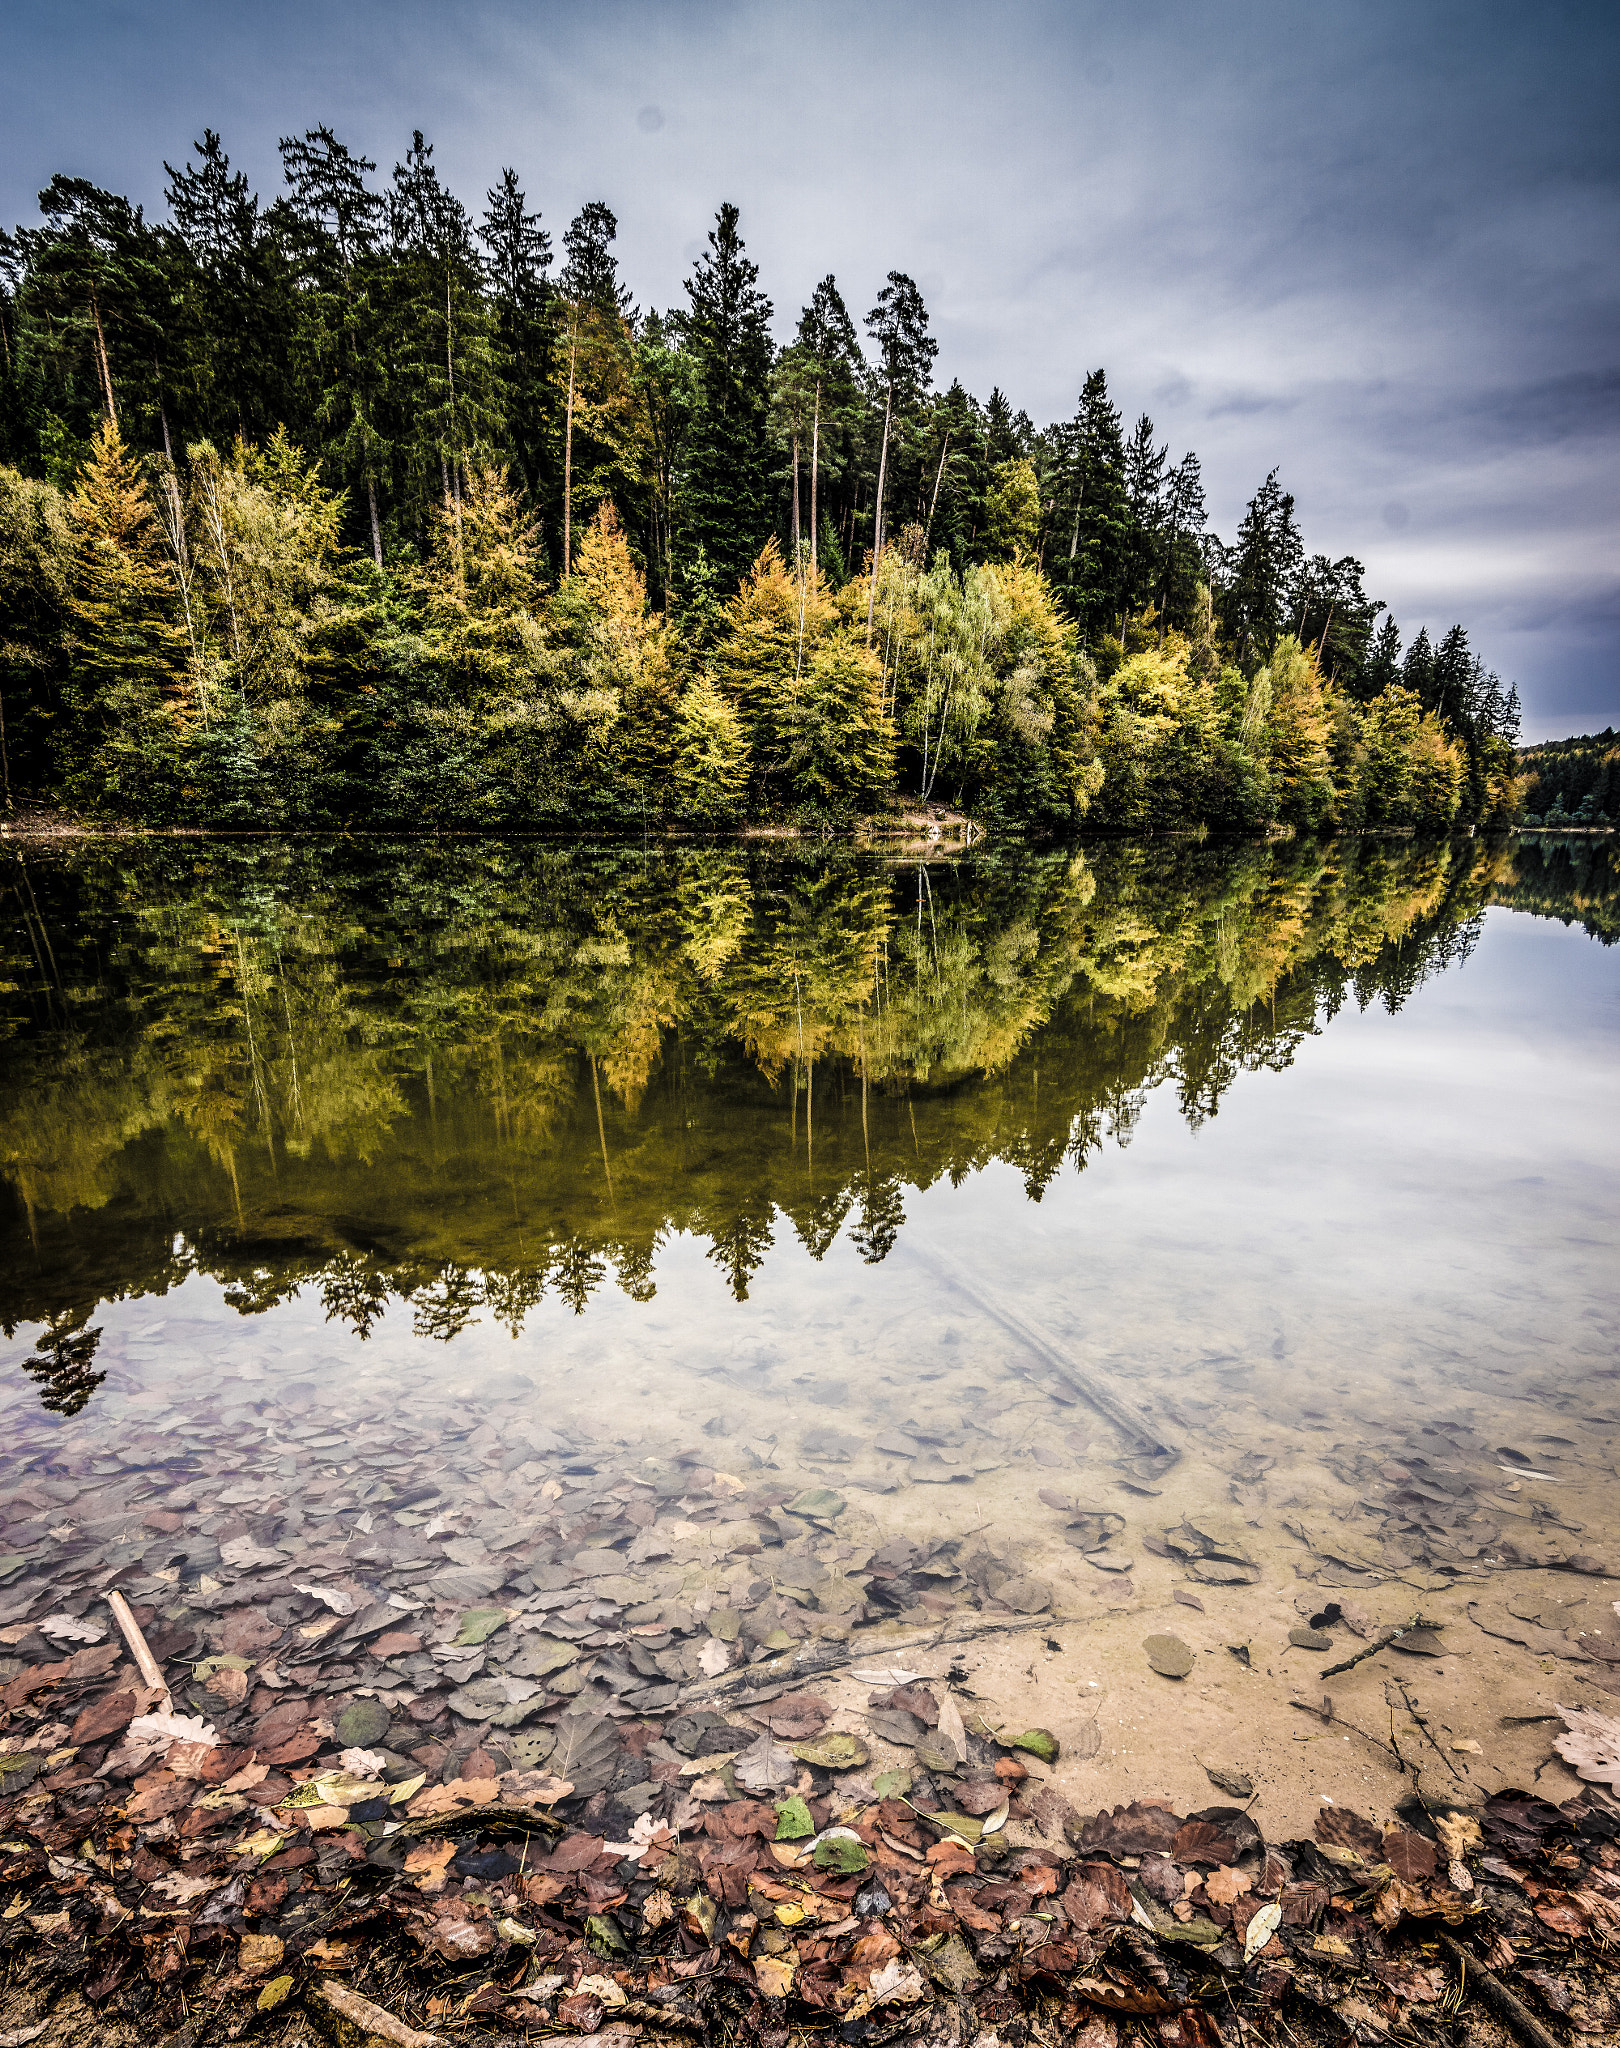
[2,834,1616,1827]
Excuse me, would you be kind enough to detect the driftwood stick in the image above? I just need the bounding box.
[904,1243,1178,1463]
[310,1977,443,2047]
[106,1590,170,1704]
[679,1614,1056,1706]
[1435,1932,1564,2048]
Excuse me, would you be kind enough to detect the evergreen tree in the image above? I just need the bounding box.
[479,169,553,515]
[556,202,640,577]
[676,204,774,595]
[387,132,506,544]
[278,127,390,562]
[1048,370,1127,642]
[1430,623,1476,731]
[164,132,288,446]
[1222,469,1302,671]
[1361,612,1402,699]
[1122,412,1167,611]
[1401,625,1435,711]
[1289,551,1381,687]
[1157,449,1207,631]
[984,387,1020,469]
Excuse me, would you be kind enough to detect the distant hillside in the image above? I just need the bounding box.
[1518,729,1618,826]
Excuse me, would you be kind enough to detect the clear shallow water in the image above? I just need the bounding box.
[1,833,1616,1832]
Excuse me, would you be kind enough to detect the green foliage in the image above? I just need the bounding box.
[1517,728,1618,827]
[983,457,1041,564]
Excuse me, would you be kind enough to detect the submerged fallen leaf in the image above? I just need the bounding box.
[792,1729,870,1771]
[1144,1635,1195,1679]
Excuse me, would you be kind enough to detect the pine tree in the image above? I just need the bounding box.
[387,132,506,544]
[1401,625,1435,711]
[984,387,1019,469]
[1122,413,1167,611]
[164,132,288,445]
[676,205,774,597]
[1430,623,1476,732]
[1157,450,1207,631]
[862,273,936,596]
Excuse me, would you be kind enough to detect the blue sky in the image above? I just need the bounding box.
[8,0,1617,736]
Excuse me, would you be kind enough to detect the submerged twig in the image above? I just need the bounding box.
[1319,1615,1433,1678]
[680,1613,1056,1705]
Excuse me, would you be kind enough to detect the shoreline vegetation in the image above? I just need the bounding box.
[0,132,1525,839]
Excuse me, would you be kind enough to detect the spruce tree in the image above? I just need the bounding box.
[1049,370,1128,642]
[278,128,390,562]
[479,170,553,514]
[1361,613,1402,699]
[676,204,774,595]
[1222,469,1303,671]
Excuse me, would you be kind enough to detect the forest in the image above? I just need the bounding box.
[1517,729,1618,828]
[2,832,1543,1402]
[0,128,1524,835]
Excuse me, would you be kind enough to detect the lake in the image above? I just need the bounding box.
[2,831,1616,1836]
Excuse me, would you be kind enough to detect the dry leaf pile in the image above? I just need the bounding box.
[1,1588,1619,2047]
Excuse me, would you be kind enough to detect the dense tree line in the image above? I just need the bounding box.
[0,128,1523,833]
[1517,730,1618,828]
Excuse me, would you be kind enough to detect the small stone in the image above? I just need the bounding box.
[335,1697,391,1749]
[1289,1627,1334,1651]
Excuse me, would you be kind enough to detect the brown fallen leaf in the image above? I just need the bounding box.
[406,1776,501,1819]
[237,1932,283,1977]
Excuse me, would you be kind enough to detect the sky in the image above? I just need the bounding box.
[7,0,1618,739]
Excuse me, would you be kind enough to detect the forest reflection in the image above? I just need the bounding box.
[1,831,1610,1413]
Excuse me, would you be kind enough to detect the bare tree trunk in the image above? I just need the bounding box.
[367,472,383,568]
[865,383,893,646]
[791,428,801,558]
[89,289,117,428]
[445,274,462,542]
[155,368,174,462]
[925,430,950,544]
[563,325,578,576]
[809,382,821,574]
